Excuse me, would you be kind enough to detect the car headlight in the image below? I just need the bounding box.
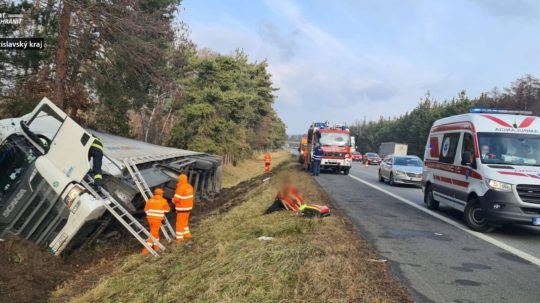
[64,184,85,209]
[394,170,407,177]
[486,179,512,192]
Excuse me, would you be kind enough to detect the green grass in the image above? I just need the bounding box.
[221,150,291,188]
[54,160,411,303]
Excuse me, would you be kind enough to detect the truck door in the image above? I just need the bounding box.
[23,98,93,194]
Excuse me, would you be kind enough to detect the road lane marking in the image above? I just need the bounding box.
[348,174,540,267]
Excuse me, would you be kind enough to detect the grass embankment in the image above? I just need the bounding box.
[53,154,411,303]
[221,150,290,188]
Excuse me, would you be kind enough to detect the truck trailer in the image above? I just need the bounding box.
[0,98,222,256]
[378,142,408,159]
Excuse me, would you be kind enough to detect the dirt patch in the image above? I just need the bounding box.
[0,237,134,303]
[0,238,71,303]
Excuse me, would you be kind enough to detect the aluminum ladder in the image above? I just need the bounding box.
[123,158,176,242]
[81,180,165,257]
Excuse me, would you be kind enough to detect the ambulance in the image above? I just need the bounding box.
[423,108,540,231]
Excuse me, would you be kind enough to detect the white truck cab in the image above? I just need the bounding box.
[0,98,106,254]
[423,108,540,231]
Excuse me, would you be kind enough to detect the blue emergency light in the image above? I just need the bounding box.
[469,108,533,115]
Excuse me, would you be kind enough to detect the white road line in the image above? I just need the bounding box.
[348,174,540,267]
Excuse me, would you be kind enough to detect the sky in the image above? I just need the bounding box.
[179,0,540,134]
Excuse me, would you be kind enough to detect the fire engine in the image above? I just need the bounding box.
[306,122,352,175]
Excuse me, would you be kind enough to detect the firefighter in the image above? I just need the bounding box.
[88,136,104,188]
[142,188,170,255]
[173,174,194,242]
[312,144,323,176]
[264,152,272,173]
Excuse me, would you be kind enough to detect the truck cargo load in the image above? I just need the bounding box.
[379,142,408,159]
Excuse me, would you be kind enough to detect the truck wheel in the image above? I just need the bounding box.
[378,170,384,182]
[464,198,493,232]
[343,168,350,175]
[424,185,439,210]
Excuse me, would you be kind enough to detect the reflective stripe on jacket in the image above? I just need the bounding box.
[91,138,104,152]
[173,183,194,209]
[144,195,170,220]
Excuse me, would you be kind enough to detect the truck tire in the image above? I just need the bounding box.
[424,185,439,210]
[343,168,350,175]
[464,198,493,232]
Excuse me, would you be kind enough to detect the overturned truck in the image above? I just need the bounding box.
[0,98,222,256]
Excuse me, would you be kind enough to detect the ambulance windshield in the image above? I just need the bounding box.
[319,132,350,147]
[477,132,540,166]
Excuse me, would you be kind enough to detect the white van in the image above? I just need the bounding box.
[423,108,540,231]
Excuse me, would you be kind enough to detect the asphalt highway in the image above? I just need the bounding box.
[315,162,540,303]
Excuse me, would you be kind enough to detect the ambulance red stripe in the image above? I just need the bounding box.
[518,116,536,128]
[425,160,482,180]
[480,114,513,128]
[433,174,470,187]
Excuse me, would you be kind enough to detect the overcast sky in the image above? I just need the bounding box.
[180,0,540,134]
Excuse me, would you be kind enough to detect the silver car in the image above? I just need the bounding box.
[378,155,423,186]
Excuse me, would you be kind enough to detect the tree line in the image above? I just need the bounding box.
[0,0,285,159]
[350,75,540,157]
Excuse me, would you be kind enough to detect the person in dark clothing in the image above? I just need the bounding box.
[312,144,323,176]
[88,137,104,187]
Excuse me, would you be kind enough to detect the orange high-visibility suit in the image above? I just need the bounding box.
[277,183,304,211]
[264,153,272,173]
[142,188,170,254]
[272,183,330,217]
[302,148,309,169]
[173,174,194,242]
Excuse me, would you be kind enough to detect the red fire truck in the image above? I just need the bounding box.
[306,122,353,175]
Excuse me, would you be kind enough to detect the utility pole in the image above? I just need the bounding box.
[54,0,71,110]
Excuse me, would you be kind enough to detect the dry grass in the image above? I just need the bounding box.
[54,158,411,303]
[221,150,291,188]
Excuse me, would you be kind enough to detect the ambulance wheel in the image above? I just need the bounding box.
[424,185,439,210]
[343,168,350,175]
[464,199,493,232]
[378,170,384,182]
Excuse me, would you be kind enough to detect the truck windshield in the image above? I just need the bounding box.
[319,132,350,147]
[477,132,540,166]
[0,134,39,204]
